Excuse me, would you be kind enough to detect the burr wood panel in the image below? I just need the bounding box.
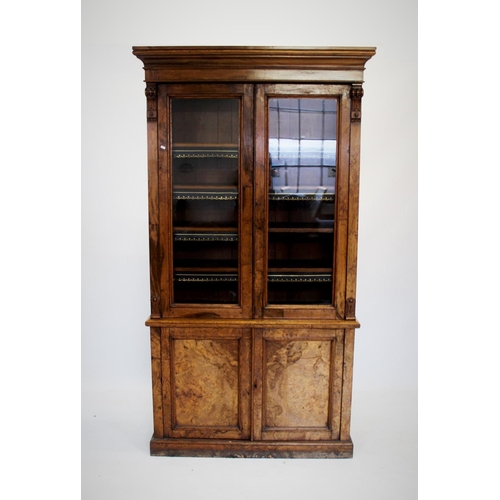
[265,340,331,428]
[173,338,239,427]
[258,329,344,442]
[165,328,251,440]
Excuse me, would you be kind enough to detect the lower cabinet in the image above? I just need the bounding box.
[149,325,355,458]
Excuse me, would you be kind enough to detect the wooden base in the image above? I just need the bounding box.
[150,437,353,458]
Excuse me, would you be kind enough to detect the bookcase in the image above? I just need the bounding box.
[133,46,375,457]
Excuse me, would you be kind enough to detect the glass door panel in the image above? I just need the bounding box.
[172,98,239,304]
[268,98,337,305]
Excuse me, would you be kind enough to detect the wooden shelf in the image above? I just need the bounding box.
[174,272,238,282]
[268,272,332,283]
[268,259,332,269]
[174,226,237,232]
[173,144,239,159]
[269,267,333,273]
[174,260,238,271]
[269,191,335,202]
[174,231,237,241]
[174,266,238,274]
[268,226,333,233]
[173,143,238,148]
[173,189,238,200]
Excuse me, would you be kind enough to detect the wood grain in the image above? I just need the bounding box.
[165,328,251,440]
[346,85,363,319]
[132,46,376,84]
[253,85,267,318]
[146,83,161,318]
[252,329,264,441]
[334,89,352,318]
[264,340,331,428]
[172,338,239,427]
[258,329,343,442]
[146,317,360,329]
[150,328,163,436]
[340,328,356,440]
[150,436,354,458]
[239,84,254,318]
[157,85,171,317]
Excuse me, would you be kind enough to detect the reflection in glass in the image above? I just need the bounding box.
[171,98,239,304]
[268,98,337,305]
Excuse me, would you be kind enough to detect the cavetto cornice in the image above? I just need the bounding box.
[132,46,376,83]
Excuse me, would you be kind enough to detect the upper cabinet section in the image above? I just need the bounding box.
[132,46,376,83]
[134,47,375,321]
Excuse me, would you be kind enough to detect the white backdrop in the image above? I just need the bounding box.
[81,1,417,498]
[82,0,417,394]
[2,0,497,498]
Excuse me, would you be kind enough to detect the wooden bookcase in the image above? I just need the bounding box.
[132,46,375,458]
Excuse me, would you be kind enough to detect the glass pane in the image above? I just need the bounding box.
[268,98,337,305]
[172,98,239,304]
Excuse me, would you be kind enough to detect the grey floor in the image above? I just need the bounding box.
[82,388,417,500]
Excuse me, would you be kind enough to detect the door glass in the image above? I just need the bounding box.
[268,98,337,305]
[171,98,239,304]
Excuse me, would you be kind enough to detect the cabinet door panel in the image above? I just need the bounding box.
[164,328,251,440]
[158,84,253,318]
[254,84,351,319]
[256,329,343,441]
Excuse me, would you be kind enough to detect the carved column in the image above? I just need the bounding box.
[145,82,161,318]
[345,83,364,321]
[145,83,158,122]
[350,84,364,122]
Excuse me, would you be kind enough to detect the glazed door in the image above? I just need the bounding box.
[158,84,253,318]
[254,84,352,319]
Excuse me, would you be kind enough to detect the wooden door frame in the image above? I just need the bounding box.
[253,83,352,320]
[155,83,254,319]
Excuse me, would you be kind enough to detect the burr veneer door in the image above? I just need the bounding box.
[253,328,344,441]
[162,327,251,440]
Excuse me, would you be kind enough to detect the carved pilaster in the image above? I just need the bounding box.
[350,84,364,122]
[145,83,158,122]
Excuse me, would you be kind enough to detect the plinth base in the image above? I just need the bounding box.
[150,437,353,458]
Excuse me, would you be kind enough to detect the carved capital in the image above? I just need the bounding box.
[350,84,363,122]
[350,84,364,99]
[145,83,157,100]
[145,83,158,122]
